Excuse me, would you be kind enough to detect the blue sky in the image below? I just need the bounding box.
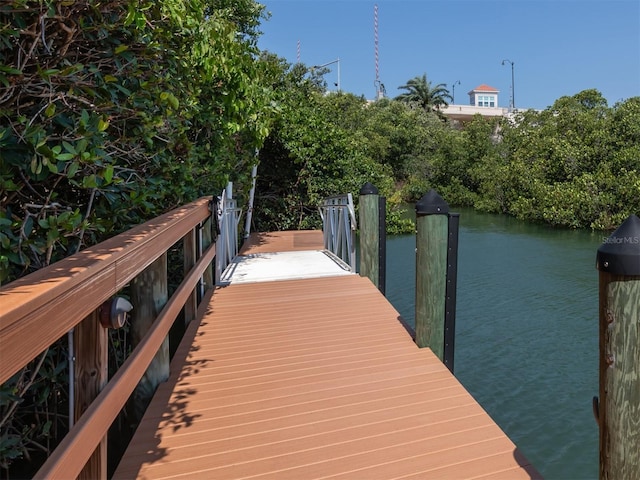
[257,1,640,110]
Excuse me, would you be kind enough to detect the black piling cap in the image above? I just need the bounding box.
[596,214,640,276]
[360,182,379,195]
[415,189,449,216]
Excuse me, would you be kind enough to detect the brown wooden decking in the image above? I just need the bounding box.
[113,231,541,479]
[239,230,329,254]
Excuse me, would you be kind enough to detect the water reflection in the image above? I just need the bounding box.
[385,208,601,480]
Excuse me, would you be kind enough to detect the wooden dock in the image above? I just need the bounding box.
[113,231,541,479]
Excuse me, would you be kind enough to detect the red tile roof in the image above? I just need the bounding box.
[469,84,500,93]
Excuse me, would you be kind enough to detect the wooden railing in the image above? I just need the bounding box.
[0,197,218,479]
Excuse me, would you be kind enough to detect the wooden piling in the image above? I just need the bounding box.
[73,310,108,480]
[359,183,381,291]
[414,189,449,360]
[130,253,169,423]
[596,214,640,479]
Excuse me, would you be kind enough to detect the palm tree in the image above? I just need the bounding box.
[395,73,453,113]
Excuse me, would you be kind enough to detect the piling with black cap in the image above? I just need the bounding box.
[359,183,386,293]
[595,214,640,479]
[415,189,454,366]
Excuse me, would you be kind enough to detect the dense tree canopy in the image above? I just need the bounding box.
[0,0,271,284]
[254,58,394,231]
[496,91,640,229]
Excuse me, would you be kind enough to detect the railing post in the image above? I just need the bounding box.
[130,253,169,423]
[202,215,214,292]
[214,197,223,286]
[359,183,386,293]
[595,214,640,479]
[415,189,458,370]
[183,228,197,326]
[73,310,108,480]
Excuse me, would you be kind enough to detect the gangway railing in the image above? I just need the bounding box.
[214,183,242,285]
[319,193,357,271]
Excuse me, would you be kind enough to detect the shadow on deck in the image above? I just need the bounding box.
[113,232,541,479]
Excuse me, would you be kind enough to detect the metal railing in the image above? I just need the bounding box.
[215,183,242,285]
[319,193,357,271]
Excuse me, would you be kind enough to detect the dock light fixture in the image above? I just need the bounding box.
[100,296,133,329]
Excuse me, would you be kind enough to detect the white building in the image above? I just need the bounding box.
[440,84,511,126]
[468,84,499,107]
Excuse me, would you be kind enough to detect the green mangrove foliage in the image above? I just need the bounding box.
[254,59,395,232]
[0,0,270,285]
[255,71,638,233]
[477,91,640,229]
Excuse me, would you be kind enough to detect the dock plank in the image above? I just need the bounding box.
[239,230,326,254]
[113,233,541,479]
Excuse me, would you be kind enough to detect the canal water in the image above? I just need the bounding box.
[384,207,604,480]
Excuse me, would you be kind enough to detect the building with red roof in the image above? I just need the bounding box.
[440,83,509,127]
[467,84,500,107]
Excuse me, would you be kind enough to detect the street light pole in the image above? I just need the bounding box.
[451,80,460,104]
[501,59,515,111]
[312,58,341,92]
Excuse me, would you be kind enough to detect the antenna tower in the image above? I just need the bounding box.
[374,4,385,99]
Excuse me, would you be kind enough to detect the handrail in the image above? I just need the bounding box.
[35,243,216,479]
[319,193,357,270]
[0,197,217,477]
[0,197,213,384]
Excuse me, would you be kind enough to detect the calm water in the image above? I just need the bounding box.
[384,208,604,480]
